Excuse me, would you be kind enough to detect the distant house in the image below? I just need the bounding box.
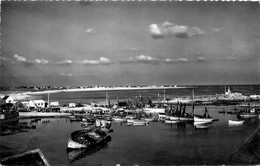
[22,100,47,109]
[2,95,14,103]
[50,101,59,107]
[69,103,76,108]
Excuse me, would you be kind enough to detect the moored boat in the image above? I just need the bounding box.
[194,123,209,129]
[112,116,125,122]
[228,120,244,126]
[133,120,148,126]
[193,107,213,123]
[164,120,179,124]
[67,127,111,149]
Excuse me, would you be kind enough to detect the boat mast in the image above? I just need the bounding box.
[47,93,50,108]
[164,90,165,104]
[192,89,194,100]
[106,92,108,106]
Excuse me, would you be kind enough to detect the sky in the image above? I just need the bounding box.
[1,1,260,87]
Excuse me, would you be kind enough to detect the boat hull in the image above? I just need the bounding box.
[228,120,244,125]
[165,120,179,124]
[194,117,213,123]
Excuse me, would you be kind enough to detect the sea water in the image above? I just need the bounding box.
[35,84,260,105]
[0,85,260,165]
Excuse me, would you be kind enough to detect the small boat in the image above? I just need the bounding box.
[126,119,135,123]
[169,116,179,121]
[133,120,148,126]
[164,120,179,124]
[194,123,209,129]
[67,136,111,163]
[194,107,213,123]
[143,118,156,122]
[112,116,125,122]
[239,113,258,118]
[228,120,244,126]
[67,127,111,149]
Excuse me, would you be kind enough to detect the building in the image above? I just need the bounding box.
[50,101,59,107]
[22,100,47,109]
[68,103,76,108]
[2,96,14,104]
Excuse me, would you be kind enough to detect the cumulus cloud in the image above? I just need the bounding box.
[34,58,49,65]
[121,55,159,64]
[86,28,94,33]
[149,21,204,39]
[162,58,189,64]
[14,54,27,62]
[80,57,113,65]
[56,60,73,65]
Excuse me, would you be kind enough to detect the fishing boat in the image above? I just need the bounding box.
[112,116,125,122]
[164,120,179,124]
[158,113,167,121]
[67,136,111,163]
[67,127,111,149]
[143,117,156,122]
[133,120,148,126]
[194,123,209,129]
[169,116,179,121]
[193,107,213,123]
[239,113,258,118]
[228,120,244,125]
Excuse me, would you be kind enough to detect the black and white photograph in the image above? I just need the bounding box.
[0,0,260,165]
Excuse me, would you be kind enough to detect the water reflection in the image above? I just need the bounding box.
[66,136,112,163]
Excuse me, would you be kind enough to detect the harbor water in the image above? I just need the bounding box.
[0,105,259,165]
[1,85,260,165]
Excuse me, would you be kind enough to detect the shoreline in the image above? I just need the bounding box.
[0,86,188,101]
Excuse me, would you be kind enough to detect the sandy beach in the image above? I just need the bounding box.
[1,86,187,101]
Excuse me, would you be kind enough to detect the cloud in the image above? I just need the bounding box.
[56,60,73,65]
[86,28,94,34]
[80,57,113,65]
[34,58,49,65]
[120,55,159,64]
[14,54,27,62]
[149,21,204,39]
[162,58,189,64]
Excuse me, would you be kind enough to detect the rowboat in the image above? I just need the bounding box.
[67,127,111,149]
[133,120,148,126]
[239,113,258,118]
[169,116,179,121]
[112,116,125,122]
[194,116,213,123]
[194,123,209,129]
[228,120,244,126]
[164,120,179,124]
[193,106,213,123]
[67,136,111,163]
